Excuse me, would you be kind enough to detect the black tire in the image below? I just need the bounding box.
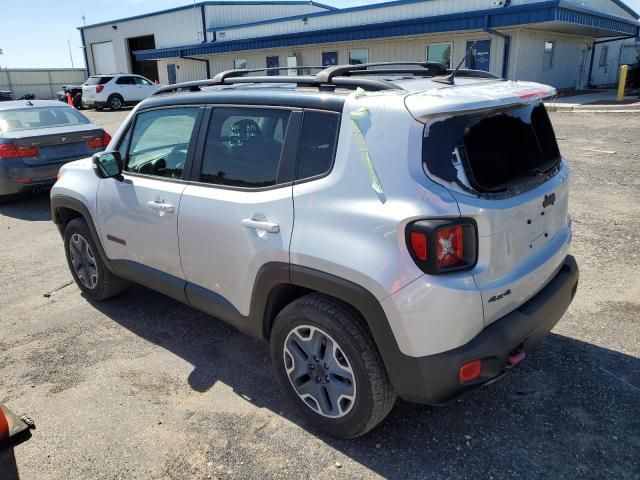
[63,217,128,301]
[270,293,396,438]
[107,94,124,111]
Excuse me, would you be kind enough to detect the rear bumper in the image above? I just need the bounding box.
[0,159,74,195]
[390,254,578,405]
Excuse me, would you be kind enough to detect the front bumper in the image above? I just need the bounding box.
[390,255,578,405]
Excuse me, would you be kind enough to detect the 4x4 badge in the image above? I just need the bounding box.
[543,193,556,208]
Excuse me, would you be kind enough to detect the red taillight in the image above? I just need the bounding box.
[0,144,39,159]
[459,360,482,382]
[88,132,112,149]
[96,85,104,94]
[435,225,464,269]
[406,220,477,274]
[409,232,427,261]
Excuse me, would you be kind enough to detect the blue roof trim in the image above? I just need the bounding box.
[78,1,334,30]
[135,1,639,61]
[208,0,448,32]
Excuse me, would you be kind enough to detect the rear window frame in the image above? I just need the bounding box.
[421,101,562,198]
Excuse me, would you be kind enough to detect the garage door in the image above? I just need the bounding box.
[92,41,117,75]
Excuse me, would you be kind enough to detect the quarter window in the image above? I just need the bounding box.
[200,108,291,188]
[426,43,453,68]
[125,108,199,179]
[296,111,340,181]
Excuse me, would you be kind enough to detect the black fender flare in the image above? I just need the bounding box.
[50,194,115,273]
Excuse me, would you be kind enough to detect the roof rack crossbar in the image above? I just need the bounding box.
[314,61,447,83]
[222,76,401,91]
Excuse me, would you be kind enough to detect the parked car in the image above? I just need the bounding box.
[0,91,13,101]
[51,63,578,438]
[81,74,161,111]
[56,85,84,109]
[0,100,110,197]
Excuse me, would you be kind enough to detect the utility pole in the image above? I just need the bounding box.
[68,40,75,68]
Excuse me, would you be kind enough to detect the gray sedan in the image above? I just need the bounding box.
[0,100,110,197]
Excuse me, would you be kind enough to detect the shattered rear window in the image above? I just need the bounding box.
[422,103,561,194]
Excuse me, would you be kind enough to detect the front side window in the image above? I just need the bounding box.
[349,49,369,65]
[125,108,199,179]
[543,41,555,70]
[134,76,153,85]
[296,111,340,181]
[234,58,247,70]
[200,107,291,188]
[426,43,453,68]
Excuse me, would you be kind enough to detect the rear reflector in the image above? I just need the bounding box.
[88,132,112,149]
[409,232,427,261]
[459,360,482,382]
[0,144,39,159]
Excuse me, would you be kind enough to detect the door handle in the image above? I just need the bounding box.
[241,218,280,234]
[147,200,174,215]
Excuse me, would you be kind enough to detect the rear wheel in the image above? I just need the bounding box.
[271,293,396,438]
[107,94,124,111]
[63,217,128,301]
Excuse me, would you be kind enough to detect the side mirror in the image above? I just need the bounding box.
[92,151,123,179]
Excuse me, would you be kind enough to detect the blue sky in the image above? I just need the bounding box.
[1,0,639,68]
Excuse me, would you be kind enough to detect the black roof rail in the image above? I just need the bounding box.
[314,61,447,83]
[152,62,500,97]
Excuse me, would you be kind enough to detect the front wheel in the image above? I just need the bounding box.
[270,294,396,438]
[63,217,128,301]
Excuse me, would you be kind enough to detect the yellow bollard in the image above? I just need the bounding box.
[616,65,628,102]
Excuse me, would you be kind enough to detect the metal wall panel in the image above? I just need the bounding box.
[511,0,638,20]
[217,0,500,41]
[509,28,593,88]
[0,68,87,99]
[156,58,208,85]
[82,8,204,76]
[205,4,328,29]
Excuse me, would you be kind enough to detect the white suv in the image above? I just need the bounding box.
[81,74,161,111]
[52,63,579,438]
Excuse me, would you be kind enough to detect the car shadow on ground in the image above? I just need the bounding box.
[0,190,52,222]
[89,283,640,478]
[0,432,31,480]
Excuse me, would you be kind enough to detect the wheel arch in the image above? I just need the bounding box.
[51,194,114,273]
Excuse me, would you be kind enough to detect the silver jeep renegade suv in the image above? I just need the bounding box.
[51,63,579,438]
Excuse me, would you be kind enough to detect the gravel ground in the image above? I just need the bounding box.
[0,110,639,480]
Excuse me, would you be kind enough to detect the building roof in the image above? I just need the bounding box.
[134,0,640,61]
[78,1,336,30]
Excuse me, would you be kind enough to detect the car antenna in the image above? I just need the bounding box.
[433,40,477,85]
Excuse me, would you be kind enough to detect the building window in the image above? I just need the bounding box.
[322,51,338,66]
[599,45,609,67]
[234,58,247,70]
[543,41,555,70]
[266,56,279,76]
[426,43,453,68]
[349,49,369,65]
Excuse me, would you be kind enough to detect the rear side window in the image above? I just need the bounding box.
[84,76,112,86]
[422,103,561,194]
[116,76,135,85]
[125,108,199,179]
[296,111,340,181]
[200,107,290,188]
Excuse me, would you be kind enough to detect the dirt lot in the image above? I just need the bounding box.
[1,109,639,480]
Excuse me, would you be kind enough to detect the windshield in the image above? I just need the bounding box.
[0,106,90,132]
